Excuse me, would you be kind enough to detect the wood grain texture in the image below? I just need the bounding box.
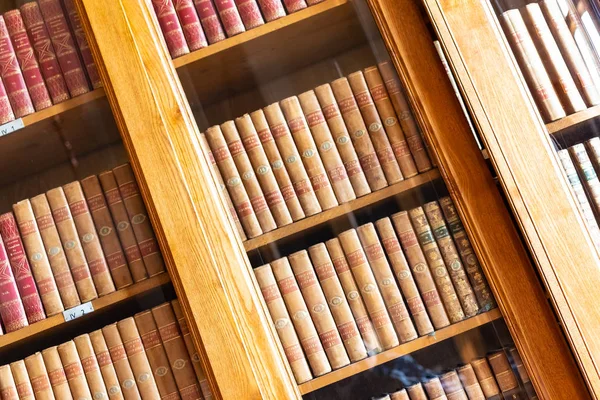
[546,104,600,135]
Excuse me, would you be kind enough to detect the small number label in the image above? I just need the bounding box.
[63,302,94,322]
[0,118,24,137]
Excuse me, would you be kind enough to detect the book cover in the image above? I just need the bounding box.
[24,353,54,399]
[9,360,35,400]
[174,0,208,51]
[89,329,125,400]
[488,351,524,399]
[151,0,190,58]
[471,358,502,400]
[440,370,468,400]
[0,364,19,400]
[423,377,447,400]
[457,364,486,400]
[193,0,226,44]
[73,334,110,400]
[41,346,72,399]
[102,323,143,399]
[57,340,94,400]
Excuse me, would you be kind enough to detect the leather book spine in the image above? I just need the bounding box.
[150,0,190,59]
[570,143,600,216]
[375,217,433,336]
[337,228,399,350]
[254,264,313,384]
[236,114,293,227]
[234,0,265,29]
[193,0,226,44]
[407,383,428,400]
[102,323,142,400]
[408,206,465,323]
[13,201,65,316]
[390,389,409,400]
[81,175,134,289]
[0,76,14,124]
[0,364,19,400]
[308,243,367,362]
[306,0,324,4]
[73,334,109,400]
[377,61,432,173]
[314,83,371,197]
[10,360,35,400]
[98,171,149,282]
[325,238,381,355]
[263,102,321,216]
[330,77,388,191]
[271,257,331,377]
[440,371,468,400]
[24,353,55,400]
[38,0,90,97]
[213,0,245,36]
[457,364,485,400]
[0,232,28,332]
[4,10,52,111]
[282,0,307,13]
[89,329,125,400]
[280,96,338,210]
[488,351,524,399]
[174,0,208,51]
[257,0,286,22]
[41,346,72,399]
[424,378,448,400]
[390,211,450,329]
[509,348,538,400]
[250,109,305,221]
[0,212,47,323]
[471,358,502,400]
[112,164,166,277]
[298,89,356,204]
[57,341,94,400]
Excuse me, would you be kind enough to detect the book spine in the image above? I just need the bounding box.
[19,1,70,104]
[24,353,54,399]
[73,334,109,400]
[509,348,538,400]
[213,0,245,36]
[375,217,433,336]
[250,109,305,221]
[390,211,450,329]
[102,323,143,399]
[89,329,125,400]
[234,0,265,29]
[566,7,600,98]
[151,0,190,59]
[298,90,356,204]
[81,176,134,289]
[4,10,52,111]
[407,383,428,400]
[488,351,524,399]
[305,0,324,4]
[112,164,166,277]
[193,0,226,44]
[41,346,71,399]
[471,358,502,399]
[174,0,208,51]
[390,389,409,400]
[256,0,286,21]
[10,360,35,400]
[271,257,332,376]
[570,143,600,215]
[57,341,94,399]
[282,0,307,13]
[0,364,19,400]
[0,232,28,332]
[0,76,14,124]
[457,364,486,400]
[424,377,448,400]
[440,370,468,400]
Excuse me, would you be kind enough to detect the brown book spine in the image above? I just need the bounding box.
[81,175,134,289]
[271,257,331,376]
[102,324,142,400]
[41,347,72,399]
[457,364,485,400]
[89,329,125,400]
[46,187,98,303]
[24,353,55,400]
[440,371,468,400]
[407,383,428,400]
[488,351,524,399]
[10,360,35,400]
[0,365,19,400]
[509,348,538,400]
[98,171,149,282]
[424,378,448,400]
[112,164,166,277]
[57,341,93,400]
[390,211,450,329]
[471,358,502,400]
[390,389,409,400]
[73,334,109,400]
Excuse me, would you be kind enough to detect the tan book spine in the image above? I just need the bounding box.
[390,389,409,400]
[356,223,417,342]
[375,217,433,336]
[363,66,419,178]
[348,70,404,183]
[424,378,448,400]
[0,365,18,400]
[280,96,339,210]
[10,360,35,400]
[457,364,485,400]
[338,229,399,350]
[89,329,125,400]
[471,358,501,399]
[330,77,388,192]
[377,61,432,173]
[134,311,180,400]
[41,346,73,399]
[98,171,149,282]
[24,353,55,400]
[298,89,356,204]
[440,371,468,400]
[509,348,538,400]
[235,114,293,227]
[570,143,600,217]
[249,109,305,222]
[73,334,109,400]
[112,164,166,277]
[270,257,331,376]
[390,211,450,329]
[408,207,465,323]
[488,351,523,399]
[45,187,98,303]
[102,324,142,400]
[407,383,428,400]
[13,199,64,315]
[57,340,93,400]
[81,175,134,289]
[325,238,381,354]
[30,194,80,308]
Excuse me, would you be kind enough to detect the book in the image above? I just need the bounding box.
[10,360,35,400]
[423,377,448,400]
[151,0,190,59]
[102,323,143,399]
[73,334,110,400]
[488,351,524,399]
[213,0,245,36]
[569,143,600,218]
[457,364,485,400]
[57,340,94,400]
[89,329,125,400]
[471,358,502,400]
[173,0,208,51]
[41,346,72,399]
[256,0,286,22]
[193,0,227,44]
[510,348,538,400]
[0,77,14,124]
[0,223,30,332]
[234,0,265,30]
[282,0,307,13]
[24,353,54,399]
[407,383,428,400]
[0,364,19,400]
[564,4,600,96]
[440,370,468,400]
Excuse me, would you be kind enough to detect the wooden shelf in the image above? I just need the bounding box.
[244,169,440,251]
[546,104,600,135]
[298,308,503,394]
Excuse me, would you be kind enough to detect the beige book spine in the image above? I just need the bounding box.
[564,6,600,98]
[41,346,72,399]
[330,77,388,191]
[407,383,428,400]
[13,200,64,315]
[424,377,448,400]
[10,360,35,400]
[0,365,18,400]
[24,353,55,400]
[440,371,468,400]
[249,109,305,221]
[390,211,450,329]
[325,238,381,354]
[73,334,109,400]
[390,389,409,400]
[471,358,501,399]
[280,96,339,210]
[221,119,277,233]
[570,143,600,215]
[364,66,419,178]
[298,89,356,204]
[488,351,521,396]
[338,229,399,349]
[457,364,485,400]
[270,257,331,376]
[57,340,93,400]
[356,223,417,342]
[102,323,142,400]
[45,187,98,303]
[377,61,432,173]
[375,217,433,336]
[235,114,293,227]
[89,329,125,400]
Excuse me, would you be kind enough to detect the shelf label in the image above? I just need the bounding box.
[0,118,23,137]
[63,302,94,322]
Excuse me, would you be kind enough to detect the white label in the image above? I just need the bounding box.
[0,118,24,137]
[63,302,94,322]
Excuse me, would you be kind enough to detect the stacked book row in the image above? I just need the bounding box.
[0,0,101,125]
[255,196,496,383]
[0,163,165,335]
[500,0,600,122]
[201,61,433,240]
[0,300,213,400]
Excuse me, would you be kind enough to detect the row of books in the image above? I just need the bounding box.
[254,196,496,383]
[0,163,165,335]
[200,61,433,240]
[0,300,213,400]
[500,0,600,122]
[0,0,101,125]
[150,0,325,59]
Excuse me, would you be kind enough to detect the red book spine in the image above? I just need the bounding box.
[214,0,245,37]
[19,1,70,104]
[4,10,52,111]
[0,233,28,332]
[38,0,90,97]
[193,0,226,44]
[0,77,15,124]
[234,0,265,30]
[306,0,324,4]
[282,0,307,13]
[151,0,190,59]
[174,0,208,51]
[0,213,45,324]
[257,0,286,22]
